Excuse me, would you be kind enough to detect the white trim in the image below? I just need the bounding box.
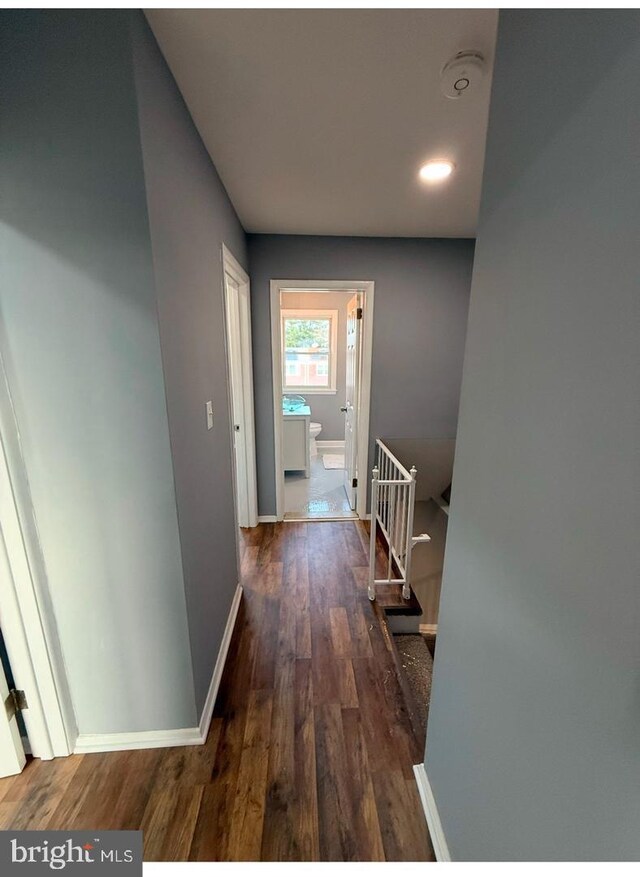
[75,584,243,754]
[270,286,285,520]
[270,280,375,523]
[283,515,357,524]
[0,646,26,775]
[316,440,345,452]
[258,515,278,523]
[198,583,242,739]
[283,388,338,396]
[413,763,451,862]
[0,352,76,759]
[222,244,259,529]
[419,623,439,636]
[357,286,374,521]
[221,244,247,285]
[74,727,204,754]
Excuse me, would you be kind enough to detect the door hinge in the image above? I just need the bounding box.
[4,689,27,721]
[352,477,358,488]
[356,307,363,320]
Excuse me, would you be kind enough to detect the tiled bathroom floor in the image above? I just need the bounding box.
[284,454,356,520]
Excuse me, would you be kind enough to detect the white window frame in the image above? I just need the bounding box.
[281,308,338,395]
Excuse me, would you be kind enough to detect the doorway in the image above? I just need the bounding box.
[222,245,258,530]
[0,628,27,776]
[0,354,76,774]
[270,280,374,522]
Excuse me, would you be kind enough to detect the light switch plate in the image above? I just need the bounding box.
[206,401,214,430]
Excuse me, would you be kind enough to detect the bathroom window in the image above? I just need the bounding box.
[281,309,338,393]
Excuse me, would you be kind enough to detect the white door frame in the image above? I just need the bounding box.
[222,244,259,529]
[0,648,26,776]
[343,293,362,510]
[270,279,375,522]
[0,355,76,760]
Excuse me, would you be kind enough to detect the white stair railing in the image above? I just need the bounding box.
[368,439,431,602]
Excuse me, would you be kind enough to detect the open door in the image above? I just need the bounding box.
[0,649,26,777]
[343,294,362,510]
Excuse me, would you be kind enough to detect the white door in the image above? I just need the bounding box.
[343,294,362,510]
[0,653,26,777]
[224,273,249,527]
[223,265,258,529]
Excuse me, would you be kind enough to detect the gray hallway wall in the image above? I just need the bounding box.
[424,10,640,860]
[0,10,196,734]
[248,235,475,516]
[0,9,251,734]
[133,15,248,717]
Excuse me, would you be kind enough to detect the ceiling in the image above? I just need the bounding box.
[146,9,498,238]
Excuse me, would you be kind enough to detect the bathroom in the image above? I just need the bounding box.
[280,289,358,520]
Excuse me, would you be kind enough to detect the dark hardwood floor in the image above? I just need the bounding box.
[0,521,434,861]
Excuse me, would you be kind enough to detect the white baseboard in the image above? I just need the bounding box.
[413,763,451,861]
[282,514,358,523]
[198,582,242,739]
[74,727,203,754]
[316,440,345,452]
[75,584,243,755]
[258,515,277,523]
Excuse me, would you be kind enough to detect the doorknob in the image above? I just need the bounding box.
[340,406,348,413]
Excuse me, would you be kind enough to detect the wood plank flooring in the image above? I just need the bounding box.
[0,521,434,861]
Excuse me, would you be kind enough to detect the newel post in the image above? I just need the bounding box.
[403,466,418,600]
[368,466,379,601]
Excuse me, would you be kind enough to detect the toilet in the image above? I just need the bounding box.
[309,421,322,457]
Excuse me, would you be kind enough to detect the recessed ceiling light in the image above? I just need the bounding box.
[419,160,455,182]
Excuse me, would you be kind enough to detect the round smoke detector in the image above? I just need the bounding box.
[441,51,485,100]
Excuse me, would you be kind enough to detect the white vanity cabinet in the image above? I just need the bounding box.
[282,405,310,477]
